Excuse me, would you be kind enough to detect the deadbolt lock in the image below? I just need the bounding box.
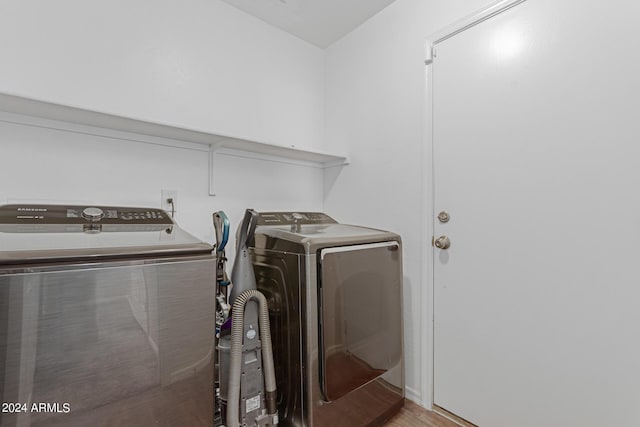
[434,235,451,250]
[437,211,450,223]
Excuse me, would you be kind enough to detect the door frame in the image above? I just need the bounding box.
[421,0,528,411]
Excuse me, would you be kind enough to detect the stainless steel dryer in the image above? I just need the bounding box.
[251,212,404,427]
[0,204,215,427]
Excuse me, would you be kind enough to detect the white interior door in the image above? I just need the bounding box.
[432,1,640,426]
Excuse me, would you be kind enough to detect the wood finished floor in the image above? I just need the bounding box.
[384,401,460,427]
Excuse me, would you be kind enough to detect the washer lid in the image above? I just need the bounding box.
[0,204,213,264]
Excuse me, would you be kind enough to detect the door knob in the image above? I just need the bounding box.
[434,235,451,249]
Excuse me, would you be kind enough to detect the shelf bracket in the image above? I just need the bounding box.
[209,143,224,196]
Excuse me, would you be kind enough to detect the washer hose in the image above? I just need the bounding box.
[226,289,277,427]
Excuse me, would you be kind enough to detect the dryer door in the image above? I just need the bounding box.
[318,241,402,402]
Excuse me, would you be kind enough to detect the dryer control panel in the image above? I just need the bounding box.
[257,212,337,226]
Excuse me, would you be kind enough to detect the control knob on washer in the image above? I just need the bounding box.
[82,207,104,222]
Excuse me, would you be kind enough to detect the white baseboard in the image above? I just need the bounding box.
[404,386,424,407]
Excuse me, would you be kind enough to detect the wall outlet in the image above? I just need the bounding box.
[161,190,178,217]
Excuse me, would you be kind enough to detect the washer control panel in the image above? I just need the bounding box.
[64,207,169,223]
[0,204,173,232]
[257,212,337,226]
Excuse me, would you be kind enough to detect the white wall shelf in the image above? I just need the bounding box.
[0,92,349,196]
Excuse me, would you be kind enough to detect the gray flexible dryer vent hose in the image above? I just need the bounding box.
[226,289,277,427]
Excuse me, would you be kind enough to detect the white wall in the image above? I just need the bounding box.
[323,0,495,406]
[0,119,323,250]
[0,0,326,257]
[0,0,325,150]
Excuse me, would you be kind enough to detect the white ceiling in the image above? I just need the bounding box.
[220,0,398,48]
